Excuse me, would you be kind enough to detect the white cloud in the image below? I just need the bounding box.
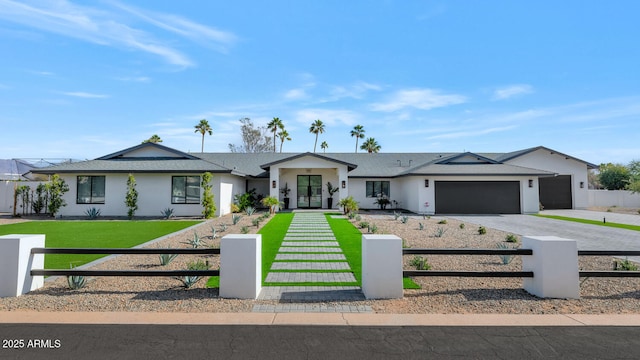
[116,76,150,82]
[427,126,517,140]
[371,88,466,112]
[492,84,534,100]
[284,88,308,100]
[294,109,360,127]
[61,91,109,98]
[327,81,382,101]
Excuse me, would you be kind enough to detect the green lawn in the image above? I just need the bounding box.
[533,214,640,232]
[0,220,202,269]
[259,212,294,284]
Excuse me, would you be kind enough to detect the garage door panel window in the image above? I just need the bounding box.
[366,181,390,197]
[77,176,105,204]
[172,176,200,204]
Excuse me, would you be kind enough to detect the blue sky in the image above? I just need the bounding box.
[1,1,639,165]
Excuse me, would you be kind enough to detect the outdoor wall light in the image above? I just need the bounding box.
[341,180,346,188]
[272,180,276,189]
[424,179,429,187]
[528,179,533,188]
[580,181,584,188]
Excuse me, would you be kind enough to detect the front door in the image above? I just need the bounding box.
[297,175,322,208]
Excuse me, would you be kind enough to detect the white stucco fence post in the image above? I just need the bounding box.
[361,234,403,299]
[0,234,45,297]
[219,234,262,299]
[522,235,580,299]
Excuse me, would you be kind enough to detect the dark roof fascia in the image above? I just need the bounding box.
[435,152,500,165]
[499,146,598,169]
[96,143,199,160]
[260,152,358,171]
[398,172,557,178]
[34,169,232,175]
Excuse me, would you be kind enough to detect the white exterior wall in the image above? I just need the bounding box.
[589,190,640,208]
[1,181,47,214]
[504,149,590,209]
[269,156,348,210]
[219,174,246,216]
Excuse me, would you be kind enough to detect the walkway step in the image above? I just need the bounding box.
[265,272,357,283]
[257,286,364,301]
[275,253,346,260]
[278,247,342,253]
[271,262,351,270]
[253,304,372,313]
[281,241,339,247]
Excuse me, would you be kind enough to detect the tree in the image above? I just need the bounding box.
[628,159,640,193]
[597,163,630,190]
[360,137,381,153]
[47,174,69,217]
[228,118,274,153]
[320,141,328,153]
[194,119,212,152]
[350,125,365,153]
[267,117,284,153]
[142,134,162,143]
[309,119,325,153]
[201,172,216,218]
[125,173,138,219]
[277,129,291,153]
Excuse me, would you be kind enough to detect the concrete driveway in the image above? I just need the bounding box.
[447,210,640,251]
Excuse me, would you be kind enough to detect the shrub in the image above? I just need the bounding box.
[401,216,409,224]
[355,215,362,222]
[459,223,465,229]
[338,196,359,215]
[159,253,178,266]
[230,203,240,213]
[201,172,216,219]
[47,174,69,217]
[410,256,431,270]
[496,243,515,265]
[234,189,257,212]
[161,208,175,219]
[210,226,218,240]
[67,274,87,290]
[85,207,101,220]
[261,196,281,214]
[252,218,261,227]
[418,222,424,231]
[478,226,487,235]
[179,259,210,288]
[434,227,447,238]
[241,226,249,234]
[505,234,518,243]
[124,173,138,220]
[185,231,205,248]
[368,224,378,233]
[438,219,447,225]
[614,258,639,271]
[232,214,242,225]
[394,211,401,220]
[348,212,357,220]
[218,223,227,233]
[245,206,256,216]
[359,221,370,229]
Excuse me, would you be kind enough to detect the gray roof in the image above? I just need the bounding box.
[31,143,592,178]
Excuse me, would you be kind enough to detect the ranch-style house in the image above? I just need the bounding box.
[32,143,597,217]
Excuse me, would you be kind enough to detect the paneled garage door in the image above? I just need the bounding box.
[435,181,521,214]
[539,175,572,209]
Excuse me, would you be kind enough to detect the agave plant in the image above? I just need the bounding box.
[85,207,101,220]
[232,214,242,225]
[496,243,515,265]
[161,207,175,219]
[245,206,256,216]
[159,253,179,266]
[184,231,205,248]
[178,259,210,288]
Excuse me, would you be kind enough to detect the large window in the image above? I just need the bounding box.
[77,176,105,204]
[172,176,200,204]
[366,181,390,198]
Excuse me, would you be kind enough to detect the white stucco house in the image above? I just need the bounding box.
[32,143,596,217]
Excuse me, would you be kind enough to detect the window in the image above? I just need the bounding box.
[366,181,390,198]
[172,176,200,204]
[77,176,105,204]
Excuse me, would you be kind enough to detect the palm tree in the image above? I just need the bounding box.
[267,117,284,153]
[142,134,162,143]
[360,137,381,153]
[194,119,212,152]
[350,125,365,153]
[277,129,291,153]
[309,119,325,153]
[320,141,328,153]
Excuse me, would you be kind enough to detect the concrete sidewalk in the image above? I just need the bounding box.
[3,311,640,326]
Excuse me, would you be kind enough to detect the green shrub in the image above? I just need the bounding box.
[124,173,138,220]
[234,189,257,212]
[241,226,249,234]
[201,172,216,219]
[252,218,261,227]
[232,214,242,225]
[434,227,447,238]
[67,275,87,290]
[505,234,518,243]
[401,216,409,224]
[355,215,362,222]
[245,206,256,216]
[496,243,514,265]
[418,222,424,231]
[159,253,179,266]
[478,226,487,235]
[438,219,447,224]
[614,258,639,271]
[218,224,227,233]
[338,196,359,215]
[161,208,175,219]
[368,224,378,233]
[359,221,370,229]
[410,256,431,270]
[85,207,101,220]
[459,223,465,229]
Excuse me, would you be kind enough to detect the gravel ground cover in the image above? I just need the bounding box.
[1,211,639,314]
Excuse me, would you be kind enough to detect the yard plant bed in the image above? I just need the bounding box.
[1,212,639,314]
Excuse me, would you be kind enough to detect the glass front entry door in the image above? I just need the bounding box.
[297,175,322,208]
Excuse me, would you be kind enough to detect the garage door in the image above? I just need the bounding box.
[539,175,572,209]
[435,181,521,214]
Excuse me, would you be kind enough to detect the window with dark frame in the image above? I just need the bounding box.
[366,181,390,197]
[77,176,106,204]
[172,176,200,204]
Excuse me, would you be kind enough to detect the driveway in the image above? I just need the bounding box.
[447,210,640,251]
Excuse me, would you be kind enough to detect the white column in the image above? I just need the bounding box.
[522,235,580,299]
[361,234,403,299]
[0,234,45,297]
[219,234,262,299]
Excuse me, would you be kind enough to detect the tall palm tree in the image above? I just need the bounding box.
[309,119,325,153]
[277,129,291,153]
[320,141,328,153]
[350,125,365,153]
[360,137,381,153]
[267,117,284,152]
[194,119,212,152]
